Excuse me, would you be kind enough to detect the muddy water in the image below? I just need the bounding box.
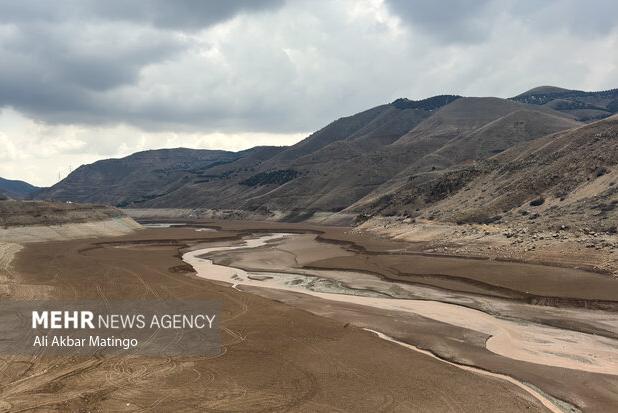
[183,233,618,377]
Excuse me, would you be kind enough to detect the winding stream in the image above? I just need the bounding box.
[183,233,618,376]
[183,232,618,412]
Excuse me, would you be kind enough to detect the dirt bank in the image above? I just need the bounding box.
[359,217,618,276]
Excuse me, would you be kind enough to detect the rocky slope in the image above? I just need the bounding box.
[37,89,584,218]
[380,114,617,232]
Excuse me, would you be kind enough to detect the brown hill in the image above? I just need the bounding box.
[511,86,618,122]
[362,115,617,232]
[36,88,614,228]
[206,96,575,213]
[37,148,252,206]
[37,96,453,211]
[0,177,39,200]
[431,109,580,163]
[347,99,580,212]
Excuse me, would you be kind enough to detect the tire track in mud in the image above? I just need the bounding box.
[136,256,323,411]
[102,255,247,407]
[2,235,285,411]
[98,263,185,407]
[0,242,86,411]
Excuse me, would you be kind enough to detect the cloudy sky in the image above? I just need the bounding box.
[1,0,617,186]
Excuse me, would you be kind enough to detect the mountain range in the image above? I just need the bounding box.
[0,177,40,200]
[34,86,618,229]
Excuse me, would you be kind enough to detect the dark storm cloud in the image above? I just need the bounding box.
[384,0,618,43]
[0,0,285,128]
[0,0,617,135]
[508,0,618,37]
[89,0,285,30]
[384,0,493,43]
[0,20,184,122]
[0,0,284,29]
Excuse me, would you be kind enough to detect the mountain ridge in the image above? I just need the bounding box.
[35,86,616,230]
[0,177,40,200]
[510,86,618,121]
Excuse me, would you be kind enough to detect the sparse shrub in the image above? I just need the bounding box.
[595,167,609,177]
[529,197,545,207]
[555,190,568,201]
[355,214,371,224]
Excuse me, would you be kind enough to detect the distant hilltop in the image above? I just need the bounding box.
[33,86,617,232]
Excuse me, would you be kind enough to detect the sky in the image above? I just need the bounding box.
[1,0,617,186]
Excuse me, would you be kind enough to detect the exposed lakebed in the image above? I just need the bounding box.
[183,233,618,377]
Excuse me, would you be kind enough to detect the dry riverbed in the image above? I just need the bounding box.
[1,221,616,411]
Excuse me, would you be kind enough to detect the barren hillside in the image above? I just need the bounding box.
[31,86,616,237]
[36,90,586,218]
[359,115,616,233]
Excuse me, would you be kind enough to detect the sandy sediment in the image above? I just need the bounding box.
[177,224,618,412]
[359,217,618,276]
[0,242,22,293]
[364,329,565,413]
[0,242,22,273]
[0,217,141,243]
[183,233,618,376]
